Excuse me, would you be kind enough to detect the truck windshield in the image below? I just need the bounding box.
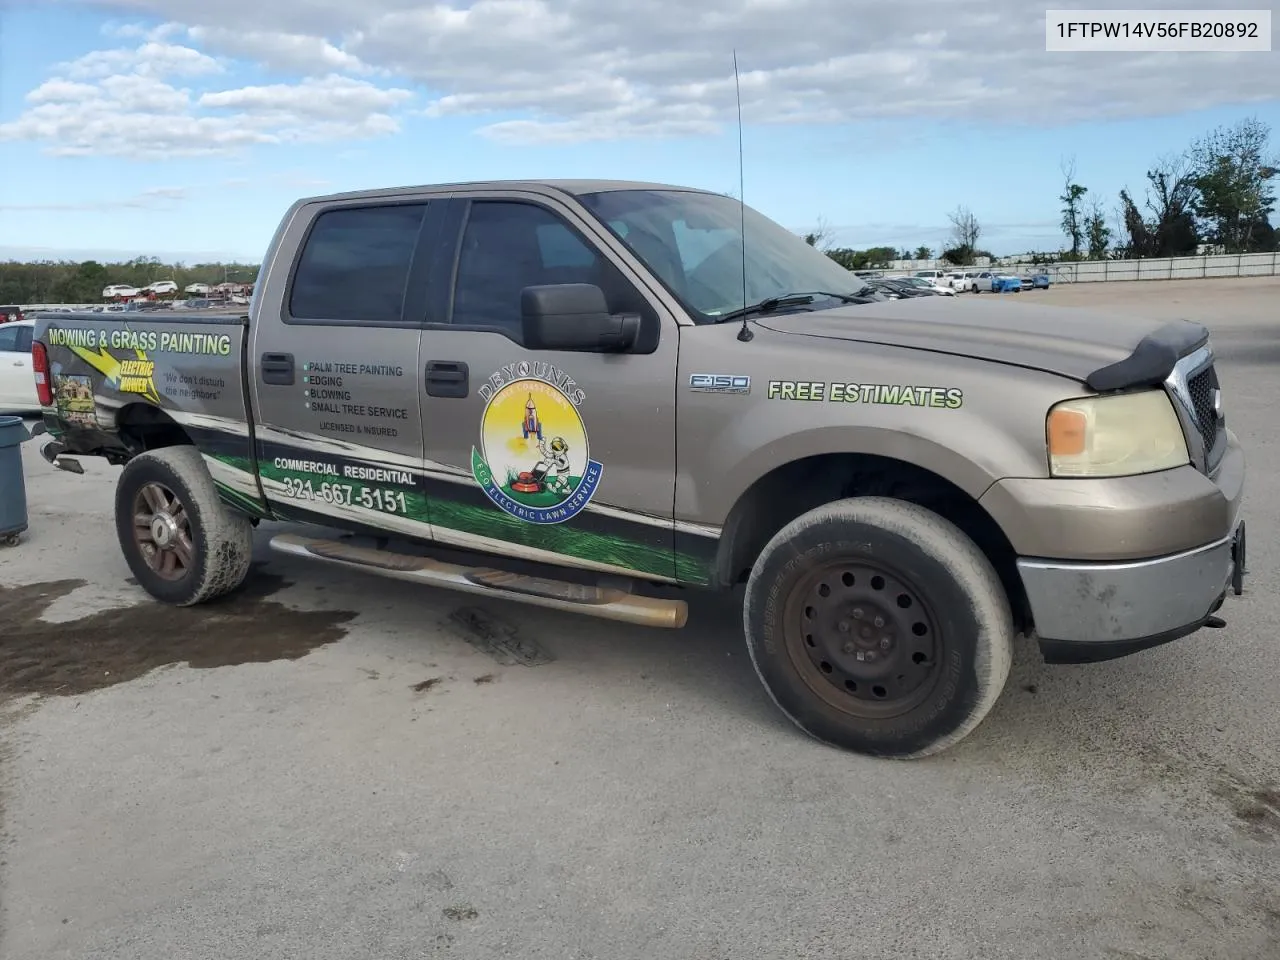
[578,189,870,323]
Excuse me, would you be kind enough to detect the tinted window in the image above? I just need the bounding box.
[451,201,647,334]
[14,325,32,352]
[0,325,18,352]
[289,203,427,324]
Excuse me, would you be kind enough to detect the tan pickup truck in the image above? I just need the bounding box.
[30,179,1247,759]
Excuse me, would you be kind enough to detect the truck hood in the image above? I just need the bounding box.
[755,296,1209,387]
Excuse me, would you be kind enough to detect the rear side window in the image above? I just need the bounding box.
[14,325,32,352]
[289,203,428,324]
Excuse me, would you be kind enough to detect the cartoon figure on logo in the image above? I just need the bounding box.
[471,378,603,525]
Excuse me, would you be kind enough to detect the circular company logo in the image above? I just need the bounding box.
[470,378,604,525]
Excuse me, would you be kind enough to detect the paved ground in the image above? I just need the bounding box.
[2,277,1278,960]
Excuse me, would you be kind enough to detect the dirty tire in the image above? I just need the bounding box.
[743,496,1013,760]
[115,445,254,606]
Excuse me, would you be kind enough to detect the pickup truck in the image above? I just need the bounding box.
[29,178,1248,760]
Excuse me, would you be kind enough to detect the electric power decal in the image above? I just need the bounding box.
[470,371,603,525]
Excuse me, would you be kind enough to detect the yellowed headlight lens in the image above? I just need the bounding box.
[1047,390,1188,477]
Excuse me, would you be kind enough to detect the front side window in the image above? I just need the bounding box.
[579,189,870,322]
[450,200,647,334]
[0,325,19,352]
[289,203,428,324]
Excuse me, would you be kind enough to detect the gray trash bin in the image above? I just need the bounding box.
[0,415,31,545]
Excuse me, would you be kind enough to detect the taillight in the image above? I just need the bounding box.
[31,340,53,407]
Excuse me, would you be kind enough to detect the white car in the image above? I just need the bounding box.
[147,280,178,295]
[102,284,140,299]
[945,271,987,292]
[0,319,39,413]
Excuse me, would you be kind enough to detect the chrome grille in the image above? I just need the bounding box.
[1165,345,1225,472]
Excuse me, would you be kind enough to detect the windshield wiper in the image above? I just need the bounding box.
[714,290,870,324]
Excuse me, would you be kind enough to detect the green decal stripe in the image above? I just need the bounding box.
[206,452,712,584]
[255,460,434,526]
[207,452,255,474]
[426,497,679,580]
[212,481,270,518]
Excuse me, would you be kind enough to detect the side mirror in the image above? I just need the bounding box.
[520,283,639,352]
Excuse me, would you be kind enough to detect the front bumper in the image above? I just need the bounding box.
[1019,520,1247,664]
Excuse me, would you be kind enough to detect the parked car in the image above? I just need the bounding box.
[913,269,949,283]
[29,177,1247,760]
[0,305,25,324]
[891,276,956,296]
[0,318,39,413]
[1021,271,1051,289]
[869,278,943,299]
[990,274,1023,293]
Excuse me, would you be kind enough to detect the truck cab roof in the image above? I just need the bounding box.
[297,179,717,206]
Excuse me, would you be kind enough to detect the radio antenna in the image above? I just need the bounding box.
[732,49,753,343]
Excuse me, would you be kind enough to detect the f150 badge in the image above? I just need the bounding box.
[471,372,603,524]
[689,374,750,394]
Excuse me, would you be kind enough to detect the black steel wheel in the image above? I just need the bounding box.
[743,497,1014,759]
[785,558,942,720]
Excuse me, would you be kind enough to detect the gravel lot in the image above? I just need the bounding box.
[2,277,1278,960]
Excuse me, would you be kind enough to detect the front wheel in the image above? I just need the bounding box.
[743,497,1014,759]
[115,445,254,606]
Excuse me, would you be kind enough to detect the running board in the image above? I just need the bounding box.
[268,533,688,629]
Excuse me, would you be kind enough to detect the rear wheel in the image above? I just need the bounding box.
[115,446,254,606]
[743,497,1014,759]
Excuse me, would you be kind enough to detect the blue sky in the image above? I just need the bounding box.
[1,0,1277,264]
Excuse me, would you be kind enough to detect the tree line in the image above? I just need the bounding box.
[805,115,1277,267]
[0,256,261,305]
[1057,115,1277,261]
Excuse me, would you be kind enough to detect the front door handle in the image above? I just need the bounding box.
[261,352,295,386]
[425,360,468,399]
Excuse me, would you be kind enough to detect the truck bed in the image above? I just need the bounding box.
[32,309,266,515]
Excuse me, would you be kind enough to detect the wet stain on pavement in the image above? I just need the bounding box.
[0,567,357,700]
[1212,775,1280,840]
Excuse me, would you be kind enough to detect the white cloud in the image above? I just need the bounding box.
[58,40,223,80]
[186,26,374,76]
[0,186,188,212]
[13,0,1280,151]
[0,38,414,158]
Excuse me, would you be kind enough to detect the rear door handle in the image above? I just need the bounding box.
[261,352,295,386]
[425,360,468,399]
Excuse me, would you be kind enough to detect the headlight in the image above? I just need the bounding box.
[1046,389,1188,478]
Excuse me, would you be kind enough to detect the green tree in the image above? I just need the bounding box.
[1188,116,1278,253]
[1083,198,1111,259]
[1117,156,1199,258]
[0,258,261,304]
[913,245,932,260]
[1059,158,1088,259]
[946,206,981,258]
